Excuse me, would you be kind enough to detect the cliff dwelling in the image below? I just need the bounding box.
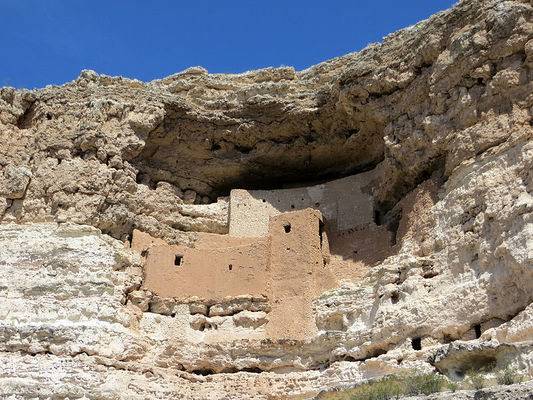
[132,167,402,340]
[5,0,533,397]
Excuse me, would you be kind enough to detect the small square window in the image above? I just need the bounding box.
[174,255,183,266]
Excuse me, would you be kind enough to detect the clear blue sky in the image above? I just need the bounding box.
[1,1,456,89]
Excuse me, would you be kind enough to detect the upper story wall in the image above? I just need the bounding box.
[228,167,381,238]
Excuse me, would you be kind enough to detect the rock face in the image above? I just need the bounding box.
[1,0,533,398]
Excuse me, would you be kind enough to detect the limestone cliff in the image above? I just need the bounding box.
[1,0,533,398]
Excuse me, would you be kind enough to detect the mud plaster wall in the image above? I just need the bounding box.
[228,167,381,238]
[134,209,335,339]
[139,232,270,301]
[135,208,332,299]
[266,209,335,339]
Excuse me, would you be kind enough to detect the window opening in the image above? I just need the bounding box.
[474,324,482,338]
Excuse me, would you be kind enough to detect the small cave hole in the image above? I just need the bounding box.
[455,355,497,377]
[411,337,422,351]
[388,211,402,246]
[16,101,36,129]
[46,113,52,120]
[170,312,176,318]
[477,77,484,84]
[174,254,183,266]
[228,264,233,271]
[373,210,383,226]
[284,223,291,233]
[370,348,387,358]
[191,368,215,376]
[391,292,400,304]
[353,250,358,255]
[211,142,222,151]
[135,173,143,184]
[315,202,320,207]
[474,324,482,339]
[235,145,252,154]
[346,128,359,137]
[141,249,148,258]
[198,323,206,332]
[242,367,263,373]
[262,199,266,202]
[397,358,403,365]
[290,204,295,209]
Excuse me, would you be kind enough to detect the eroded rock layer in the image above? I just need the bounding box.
[1,0,533,398]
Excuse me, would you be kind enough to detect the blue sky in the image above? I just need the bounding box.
[1,1,456,89]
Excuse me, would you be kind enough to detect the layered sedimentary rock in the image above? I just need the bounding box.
[1,0,533,398]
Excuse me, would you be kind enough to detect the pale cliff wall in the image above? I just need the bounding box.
[1,0,533,398]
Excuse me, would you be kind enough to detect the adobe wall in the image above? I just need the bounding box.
[137,232,270,301]
[135,208,335,339]
[228,167,381,238]
[266,209,336,339]
[134,209,332,301]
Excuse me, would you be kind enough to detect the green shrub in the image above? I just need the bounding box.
[349,376,404,400]
[317,369,449,400]
[496,363,523,385]
[447,380,459,392]
[404,369,446,395]
[467,368,485,390]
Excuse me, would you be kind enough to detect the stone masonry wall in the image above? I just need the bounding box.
[229,167,380,237]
